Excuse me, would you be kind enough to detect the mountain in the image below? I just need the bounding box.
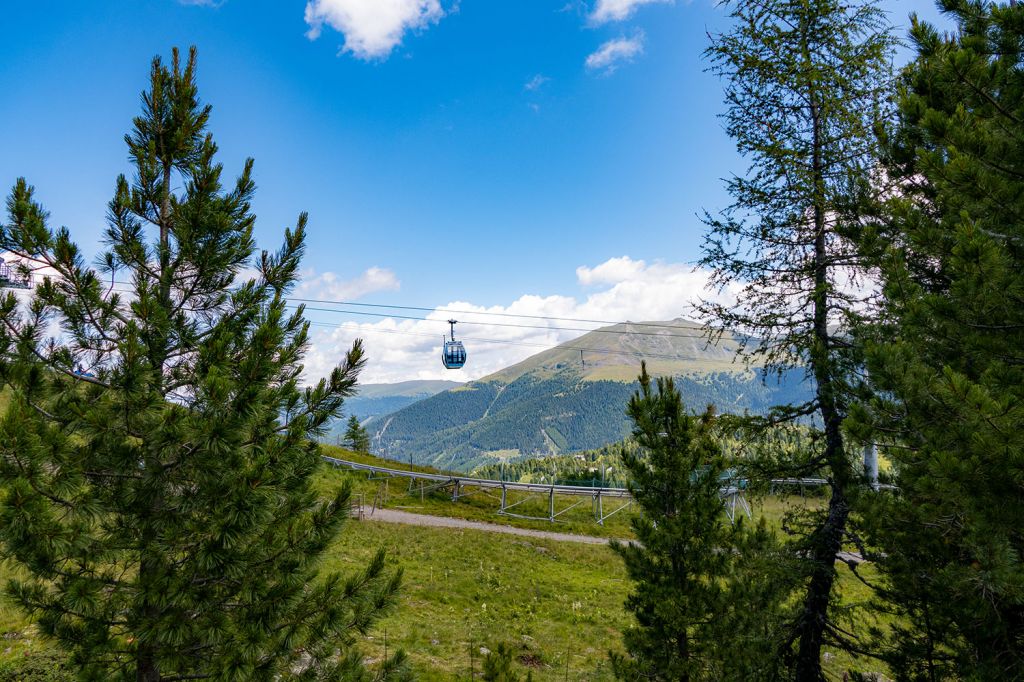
[370,320,812,471]
[323,380,461,444]
[353,380,463,402]
[484,320,753,383]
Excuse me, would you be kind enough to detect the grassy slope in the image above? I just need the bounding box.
[482,320,748,385]
[323,522,630,680]
[0,446,891,680]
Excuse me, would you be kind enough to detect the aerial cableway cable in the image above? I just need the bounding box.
[305,321,715,363]
[288,296,700,331]
[10,277,726,364]
[55,277,703,332]
[290,304,713,340]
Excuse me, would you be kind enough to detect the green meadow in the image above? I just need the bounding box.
[0,447,890,681]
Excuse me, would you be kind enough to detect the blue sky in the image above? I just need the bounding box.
[1,0,949,382]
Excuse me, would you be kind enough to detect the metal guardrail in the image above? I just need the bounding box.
[322,456,892,525]
[322,457,855,496]
[322,456,754,524]
[323,456,632,498]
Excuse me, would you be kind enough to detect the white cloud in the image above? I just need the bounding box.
[304,0,445,60]
[524,74,550,91]
[299,257,739,385]
[576,255,647,285]
[585,33,644,74]
[590,0,672,24]
[295,266,401,301]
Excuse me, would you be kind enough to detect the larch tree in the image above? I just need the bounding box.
[851,1,1024,678]
[0,47,407,681]
[703,0,896,678]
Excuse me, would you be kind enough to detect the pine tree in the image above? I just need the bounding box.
[0,47,407,681]
[344,415,371,454]
[851,2,1024,678]
[609,364,785,681]
[703,1,896,677]
[480,644,532,682]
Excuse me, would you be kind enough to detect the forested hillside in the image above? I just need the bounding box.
[372,363,810,471]
[473,441,633,487]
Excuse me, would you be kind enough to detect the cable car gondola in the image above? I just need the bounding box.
[442,319,466,370]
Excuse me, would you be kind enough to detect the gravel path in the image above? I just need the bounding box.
[360,508,866,563]
[362,508,622,546]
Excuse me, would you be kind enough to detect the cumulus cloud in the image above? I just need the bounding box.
[299,257,740,385]
[576,255,648,285]
[585,33,644,74]
[589,0,672,24]
[304,0,445,60]
[295,266,401,301]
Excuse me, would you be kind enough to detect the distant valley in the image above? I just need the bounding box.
[324,380,461,444]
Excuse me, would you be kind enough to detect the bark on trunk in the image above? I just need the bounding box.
[792,58,851,682]
[136,555,161,682]
[137,647,160,682]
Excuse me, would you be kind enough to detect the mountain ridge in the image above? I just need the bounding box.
[355,380,462,399]
[479,318,748,384]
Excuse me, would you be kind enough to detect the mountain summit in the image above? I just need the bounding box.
[483,318,745,383]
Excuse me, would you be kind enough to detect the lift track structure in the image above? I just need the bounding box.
[323,456,753,525]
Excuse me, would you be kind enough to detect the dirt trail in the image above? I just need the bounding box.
[361,508,621,546]
[480,383,507,420]
[358,508,865,563]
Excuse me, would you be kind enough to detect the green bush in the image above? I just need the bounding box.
[0,650,74,682]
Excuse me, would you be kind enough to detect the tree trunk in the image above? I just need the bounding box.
[137,646,160,682]
[133,157,173,682]
[159,163,172,310]
[136,543,162,681]
[793,69,850,682]
[794,479,848,681]
[143,156,169,675]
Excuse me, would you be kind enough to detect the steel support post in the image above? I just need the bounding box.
[863,442,879,490]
